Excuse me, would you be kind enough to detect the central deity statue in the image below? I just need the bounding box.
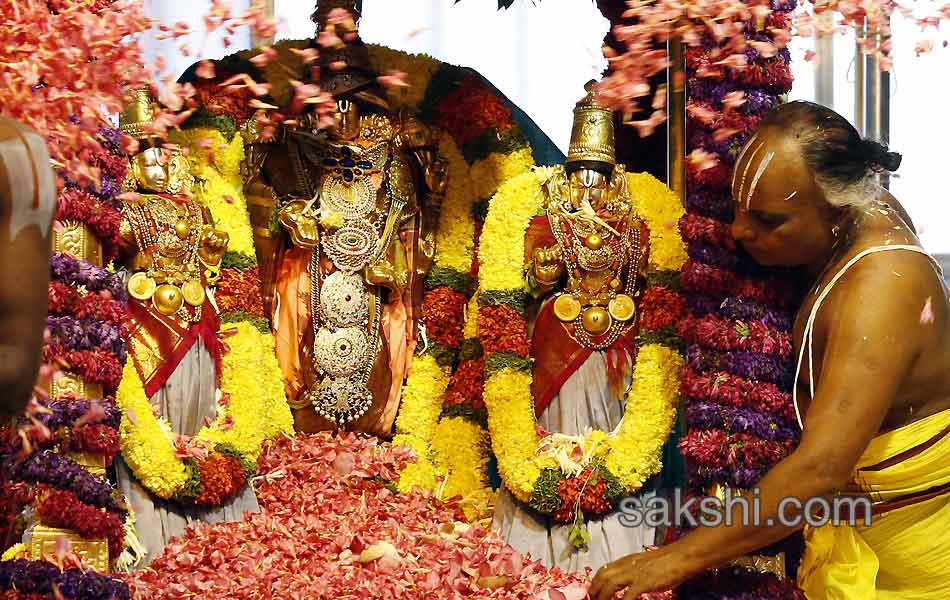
[245,2,447,435]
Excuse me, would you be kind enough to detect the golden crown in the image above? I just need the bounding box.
[119,88,158,142]
[566,81,616,167]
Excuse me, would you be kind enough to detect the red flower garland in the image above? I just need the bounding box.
[55,188,123,261]
[215,268,265,317]
[443,356,486,409]
[680,260,796,307]
[435,76,514,146]
[679,213,736,249]
[422,287,467,348]
[35,486,125,558]
[680,368,796,421]
[62,424,120,466]
[477,305,530,357]
[41,347,123,392]
[638,286,688,331]
[193,453,247,507]
[48,281,128,327]
[678,315,792,357]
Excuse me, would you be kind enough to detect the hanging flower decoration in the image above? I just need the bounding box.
[595,0,950,134]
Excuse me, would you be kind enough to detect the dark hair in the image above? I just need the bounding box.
[759,101,901,207]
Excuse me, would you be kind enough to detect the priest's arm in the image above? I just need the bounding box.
[590,256,926,599]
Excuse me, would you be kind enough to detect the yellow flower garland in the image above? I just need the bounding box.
[433,135,477,273]
[479,166,686,505]
[470,147,536,202]
[116,319,291,501]
[431,416,493,520]
[169,129,256,258]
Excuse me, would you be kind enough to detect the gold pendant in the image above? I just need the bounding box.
[182,279,206,307]
[174,219,191,240]
[608,294,636,322]
[152,284,184,316]
[581,306,612,336]
[127,272,157,301]
[584,232,603,250]
[553,293,581,322]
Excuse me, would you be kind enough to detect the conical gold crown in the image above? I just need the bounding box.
[119,88,158,141]
[566,81,616,167]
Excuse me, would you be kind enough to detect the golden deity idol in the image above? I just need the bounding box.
[528,82,646,355]
[116,89,261,568]
[492,82,653,572]
[243,5,446,435]
[119,89,229,325]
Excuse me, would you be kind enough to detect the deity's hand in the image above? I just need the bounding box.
[197,227,230,266]
[532,245,564,285]
[278,199,320,249]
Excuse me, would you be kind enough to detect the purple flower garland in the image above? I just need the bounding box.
[46,317,126,364]
[0,559,130,600]
[675,0,807,595]
[34,400,122,432]
[49,253,126,302]
[5,451,127,517]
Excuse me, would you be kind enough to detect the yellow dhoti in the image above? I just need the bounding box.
[797,409,950,599]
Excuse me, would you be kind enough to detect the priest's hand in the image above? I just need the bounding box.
[589,548,688,600]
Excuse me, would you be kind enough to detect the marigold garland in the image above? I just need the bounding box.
[478,167,687,535]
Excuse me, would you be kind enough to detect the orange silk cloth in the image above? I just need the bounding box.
[126,298,222,398]
[526,215,642,417]
[273,243,419,437]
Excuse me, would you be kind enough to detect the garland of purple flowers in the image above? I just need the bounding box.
[32,400,122,433]
[0,559,129,600]
[674,0,807,597]
[48,254,126,301]
[0,123,132,595]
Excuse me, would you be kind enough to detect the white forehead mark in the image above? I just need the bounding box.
[784,191,798,202]
[0,124,55,241]
[731,133,759,190]
[737,142,765,207]
[745,151,775,210]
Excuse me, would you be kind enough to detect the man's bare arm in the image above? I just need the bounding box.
[0,119,56,418]
[605,252,925,588]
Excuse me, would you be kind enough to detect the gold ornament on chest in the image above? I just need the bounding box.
[544,169,643,348]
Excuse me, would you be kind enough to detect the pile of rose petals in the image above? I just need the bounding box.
[122,432,606,599]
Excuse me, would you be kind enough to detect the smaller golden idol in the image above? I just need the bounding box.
[553,293,581,322]
[153,284,184,316]
[128,272,157,301]
[608,294,636,322]
[581,306,612,336]
[182,280,206,307]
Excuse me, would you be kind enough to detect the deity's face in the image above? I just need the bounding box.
[568,167,610,212]
[730,127,837,267]
[129,146,190,195]
[332,98,361,141]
